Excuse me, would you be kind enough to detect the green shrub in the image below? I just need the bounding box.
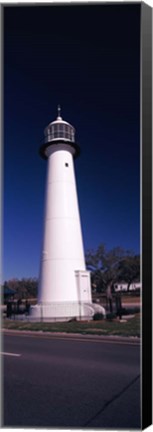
[93,312,104,321]
[119,306,140,315]
[106,312,117,321]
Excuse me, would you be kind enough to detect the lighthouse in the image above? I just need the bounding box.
[31,107,105,321]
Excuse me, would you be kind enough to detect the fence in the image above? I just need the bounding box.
[2,295,140,322]
[3,301,95,322]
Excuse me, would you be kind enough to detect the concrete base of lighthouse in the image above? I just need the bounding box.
[30,301,106,322]
[30,269,105,321]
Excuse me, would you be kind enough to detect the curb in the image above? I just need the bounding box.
[2,328,140,344]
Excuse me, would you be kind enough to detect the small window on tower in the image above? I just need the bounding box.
[65,163,69,167]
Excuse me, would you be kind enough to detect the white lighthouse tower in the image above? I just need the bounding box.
[31,107,105,321]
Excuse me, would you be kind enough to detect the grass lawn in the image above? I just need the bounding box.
[2,313,140,337]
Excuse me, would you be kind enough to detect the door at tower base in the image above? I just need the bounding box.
[75,270,92,303]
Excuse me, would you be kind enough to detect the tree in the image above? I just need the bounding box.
[86,244,127,292]
[117,255,140,290]
[5,277,38,299]
[86,244,140,293]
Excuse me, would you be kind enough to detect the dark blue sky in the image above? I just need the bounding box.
[4,4,140,281]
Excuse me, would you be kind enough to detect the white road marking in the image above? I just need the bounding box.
[1,352,21,357]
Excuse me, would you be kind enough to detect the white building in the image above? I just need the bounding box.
[31,107,105,321]
[114,283,141,292]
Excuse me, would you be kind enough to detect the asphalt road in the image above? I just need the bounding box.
[2,332,140,429]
